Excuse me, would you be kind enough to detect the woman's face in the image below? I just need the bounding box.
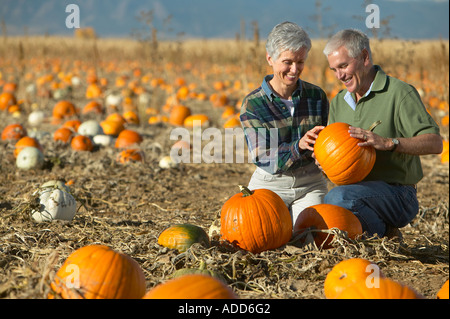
[267,47,308,94]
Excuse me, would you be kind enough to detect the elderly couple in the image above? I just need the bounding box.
[240,22,443,239]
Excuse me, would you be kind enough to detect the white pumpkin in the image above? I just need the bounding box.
[105,92,122,107]
[16,147,45,170]
[31,180,77,222]
[78,120,104,137]
[159,155,179,169]
[93,134,114,146]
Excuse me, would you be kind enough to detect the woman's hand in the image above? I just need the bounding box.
[299,126,325,152]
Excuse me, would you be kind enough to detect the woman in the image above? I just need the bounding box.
[240,21,329,227]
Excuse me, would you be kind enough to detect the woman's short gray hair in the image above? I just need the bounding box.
[266,21,312,61]
[323,29,372,62]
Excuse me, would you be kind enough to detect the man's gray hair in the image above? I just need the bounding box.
[323,29,372,62]
[266,21,312,61]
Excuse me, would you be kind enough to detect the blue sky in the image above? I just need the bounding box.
[1,0,448,39]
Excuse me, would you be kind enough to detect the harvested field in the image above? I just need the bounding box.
[0,37,448,300]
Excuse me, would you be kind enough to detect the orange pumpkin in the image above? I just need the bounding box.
[314,122,376,185]
[220,185,292,254]
[223,116,241,128]
[100,120,125,136]
[221,106,236,119]
[324,258,384,299]
[148,115,169,125]
[0,92,17,111]
[105,112,126,125]
[169,105,191,126]
[143,274,238,299]
[86,83,102,99]
[116,149,144,164]
[62,119,81,133]
[54,127,74,143]
[437,280,449,299]
[122,110,140,125]
[293,203,363,249]
[114,129,143,149]
[183,114,210,128]
[14,136,43,158]
[1,123,27,141]
[2,82,18,93]
[336,277,423,299]
[71,135,94,152]
[52,100,78,121]
[82,100,103,114]
[50,244,146,299]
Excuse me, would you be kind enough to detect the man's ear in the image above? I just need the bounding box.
[362,48,371,65]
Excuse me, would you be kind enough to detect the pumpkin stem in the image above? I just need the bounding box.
[368,120,382,132]
[198,260,206,270]
[238,185,253,197]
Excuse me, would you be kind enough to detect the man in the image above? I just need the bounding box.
[322,29,443,238]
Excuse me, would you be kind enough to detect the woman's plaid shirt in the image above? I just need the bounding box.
[240,75,329,174]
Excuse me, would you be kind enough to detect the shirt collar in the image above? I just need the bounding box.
[343,65,386,110]
[262,75,302,102]
[371,65,387,92]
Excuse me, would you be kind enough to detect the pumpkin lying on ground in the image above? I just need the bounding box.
[50,244,146,299]
[142,274,238,299]
[437,280,449,299]
[16,146,45,170]
[169,104,191,126]
[314,122,376,185]
[31,180,77,222]
[14,136,43,158]
[71,135,94,152]
[220,185,292,254]
[170,261,224,282]
[116,149,144,164]
[114,129,143,149]
[52,100,78,123]
[53,127,74,143]
[157,224,210,253]
[293,203,363,249]
[324,258,384,299]
[335,277,424,299]
[1,123,27,141]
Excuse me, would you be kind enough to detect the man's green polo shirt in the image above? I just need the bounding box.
[328,65,441,185]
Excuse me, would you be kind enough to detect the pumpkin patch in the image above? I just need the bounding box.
[0,34,447,300]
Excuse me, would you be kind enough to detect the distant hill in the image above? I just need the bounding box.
[1,0,448,39]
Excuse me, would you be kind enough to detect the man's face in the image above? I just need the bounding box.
[327,46,371,98]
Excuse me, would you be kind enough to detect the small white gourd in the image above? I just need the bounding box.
[28,110,46,126]
[93,134,114,146]
[159,155,179,169]
[16,147,45,170]
[31,180,77,223]
[78,120,104,137]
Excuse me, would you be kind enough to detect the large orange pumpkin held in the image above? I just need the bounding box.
[314,121,380,185]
